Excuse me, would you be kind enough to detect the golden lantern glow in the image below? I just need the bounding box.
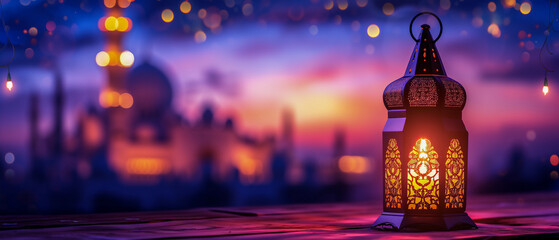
[373,12,476,231]
[367,24,380,38]
[96,51,110,67]
[99,90,121,108]
[105,16,119,31]
[161,9,174,23]
[120,50,135,67]
[180,1,192,13]
[119,92,134,108]
[385,139,401,208]
[408,138,439,210]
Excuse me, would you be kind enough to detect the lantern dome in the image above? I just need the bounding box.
[383,24,466,110]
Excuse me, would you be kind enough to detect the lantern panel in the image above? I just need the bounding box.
[385,138,402,208]
[407,138,439,210]
[408,77,438,107]
[445,139,465,209]
[440,77,466,108]
[384,77,409,108]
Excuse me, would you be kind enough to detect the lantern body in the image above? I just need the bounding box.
[372,24,477,231]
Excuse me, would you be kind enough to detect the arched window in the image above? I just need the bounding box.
[408,138,439,210]
[385,139,402,208]
[445,139,465,208]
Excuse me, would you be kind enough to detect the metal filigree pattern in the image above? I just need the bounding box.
[408,77,438,107]
[407,138,439,210]
[383,77,408,108]
[385,139,402,209]
[441,78,465,108]
[445,139,465,209]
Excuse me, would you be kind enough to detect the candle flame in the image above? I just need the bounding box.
[420,139,427,151]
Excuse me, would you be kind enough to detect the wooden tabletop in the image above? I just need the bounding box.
[2,192,559,239]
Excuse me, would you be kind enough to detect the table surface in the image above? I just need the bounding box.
[2,192,559,239]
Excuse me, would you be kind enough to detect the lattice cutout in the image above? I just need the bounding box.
[441,78,465,108]
[385,139,402,208]
[445,139,465,209]
[383,77,408,108]
[408,77,438,107]
[407,138,439,210]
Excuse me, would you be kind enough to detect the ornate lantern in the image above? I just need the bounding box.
[372,12,477,231]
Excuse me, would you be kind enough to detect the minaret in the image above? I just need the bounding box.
[96,0,135,137]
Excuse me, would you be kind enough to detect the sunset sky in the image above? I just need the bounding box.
[0,0,557,186]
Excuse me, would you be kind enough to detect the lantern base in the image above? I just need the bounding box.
[371,212,477,232]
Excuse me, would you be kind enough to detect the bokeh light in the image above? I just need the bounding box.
[382,2,394,16]
[104,0,115,8]
[116,17,130,32]
[118,0,130,8]
[503,0,516,8]
[356,0,368,7]
[29,27,38,36]
[4,152,14,165]
[96,51,110,67]
[194,30,207,43]
[337,0,348,10]
[526,130,536,141]
[551,171,559,180]
[180,1,191,14]
[198,9,207,19]
[46,21,56,32]
[120,51,135,67]
[367,24,380,38]
[25,48,34,59]
[324,0,334,10]
[488,23,501,38]
[488,2,497,12]
[338,156,369,174]
[551,155,559,166]
[161,9,174,23]
[105,16,118,31]
[119,93,134,108]
[242,3,253,16]
[520,2,531,15]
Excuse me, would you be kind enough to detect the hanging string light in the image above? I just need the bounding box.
[539,0,558,96]
[0,0,15,92]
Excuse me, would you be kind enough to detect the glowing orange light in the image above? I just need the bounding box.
[118,0,130,8]
[487,23,501,38]
[550,154,559,166]
[488,2,497,12]
[543,86,549,95]
[119,92,134,108]
[339,156,369,174]
[367,24,380,38]
[99,90,120,108]
[337,0,348,10]
[503,0,516,8]
[180,1,191,13]
[382,2,394,15]
[161,9,174,23]
[520,2,531,14]
[324,0,334,10]
[104,0,116,8]
[126,158,169,175]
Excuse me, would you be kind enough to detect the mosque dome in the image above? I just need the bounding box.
[126,61,173,114]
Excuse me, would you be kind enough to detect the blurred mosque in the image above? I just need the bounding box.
[17,58,362,213]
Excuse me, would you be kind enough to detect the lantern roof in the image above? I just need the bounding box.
[382,24,466,110]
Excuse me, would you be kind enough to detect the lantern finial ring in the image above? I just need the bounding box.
[409,12,443,43]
